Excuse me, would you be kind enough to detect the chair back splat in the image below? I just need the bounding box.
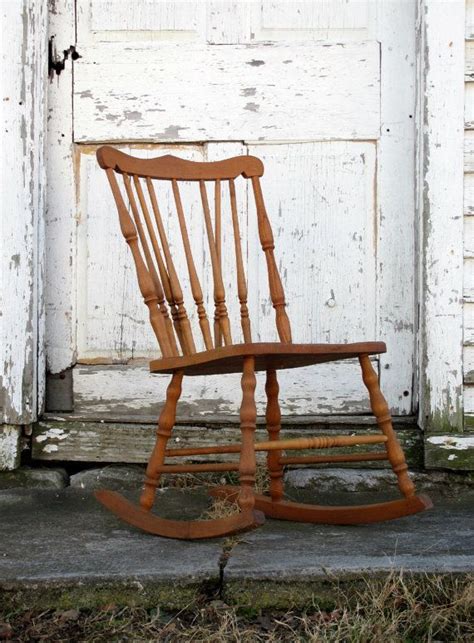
[97,146,292,358]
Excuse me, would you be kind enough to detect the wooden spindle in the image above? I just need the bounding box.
[105,169,173,358]
[238,356,257,512]
[164,433,386,457]
[172,179,213,351]
[146,177,196,355]
[132,175,178,355]
[359,355,415,498]
[123,174,165,308]
[199,180,232,346]
[265,369,284,501]
[229,179,252,343]
[214,179,222,347]
[257,434,387,452]
[251,176,292,343]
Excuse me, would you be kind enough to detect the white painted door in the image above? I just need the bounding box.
[46,1,417,421]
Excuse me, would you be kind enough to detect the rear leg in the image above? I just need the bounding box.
[359,354,415,498]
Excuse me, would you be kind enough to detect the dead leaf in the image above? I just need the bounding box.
[0,623,12,640]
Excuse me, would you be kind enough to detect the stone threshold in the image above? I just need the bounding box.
[0,486,472,610]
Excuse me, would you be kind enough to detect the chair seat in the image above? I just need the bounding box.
[149,341,386,376]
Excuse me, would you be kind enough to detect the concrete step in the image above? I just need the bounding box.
[0,487,472,610]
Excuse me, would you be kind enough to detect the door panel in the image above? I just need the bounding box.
[74,42,379,142]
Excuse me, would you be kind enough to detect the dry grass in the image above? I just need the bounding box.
[1,573,472,642]
[160,464,270,494]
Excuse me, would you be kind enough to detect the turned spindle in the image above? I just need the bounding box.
[265,369,284,502]
[238,356,257,512]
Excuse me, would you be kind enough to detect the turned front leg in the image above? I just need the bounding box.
[265,369,284,502]
[359,355,415,498]
[140,371,183,511]
[238,356,257,512]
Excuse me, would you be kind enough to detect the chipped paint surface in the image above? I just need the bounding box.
[72,361,375,419]
[42,443,59,454]
[0,426,21,471]
[73,42,380,142]
[425,433,474,470]
[1,0,47,428]
[32,419,422,465]
[374,2,417,415]
[34,427,67,443]
[464,16,474,451]
[45,0,76,375]
[427,436,474,450]
[418,1,465,446]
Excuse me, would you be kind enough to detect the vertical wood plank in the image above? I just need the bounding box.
[1,0,47,426]
[375,3,417,415]
[417,1,465,437]
[206,1,253,44]
[46,0,77,374]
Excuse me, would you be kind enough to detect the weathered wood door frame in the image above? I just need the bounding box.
[416,0,473,469]
[2,0,472,469]
[0,0,47,469]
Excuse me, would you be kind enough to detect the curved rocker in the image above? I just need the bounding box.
[95,489,265,540]
[208,485,433,525]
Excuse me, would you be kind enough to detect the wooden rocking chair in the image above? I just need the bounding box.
[95,146,432,540]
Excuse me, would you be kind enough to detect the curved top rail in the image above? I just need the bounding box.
[96,146,264,181]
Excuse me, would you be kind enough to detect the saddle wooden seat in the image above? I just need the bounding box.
[150,341,386,375]
[95,145,432,540]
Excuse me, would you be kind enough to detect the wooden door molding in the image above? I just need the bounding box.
[1,1,48,429]
[416,0,473,469]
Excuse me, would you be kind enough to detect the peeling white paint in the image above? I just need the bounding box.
[419,1,465,437]
[73,360,376,418]
[42,444,59,454]
[45,0,76,375]
[34,428,67,443]
[74,42,380,142]
[427,436,474,450]
[0,426,21,471]
[1,0,47,424]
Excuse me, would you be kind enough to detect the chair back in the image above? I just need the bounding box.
[97,146,292,358]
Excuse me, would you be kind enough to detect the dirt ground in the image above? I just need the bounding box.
[1,573,472,642]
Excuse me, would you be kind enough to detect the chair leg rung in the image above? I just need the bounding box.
[165,434,387,459]
[256,434,387,452]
